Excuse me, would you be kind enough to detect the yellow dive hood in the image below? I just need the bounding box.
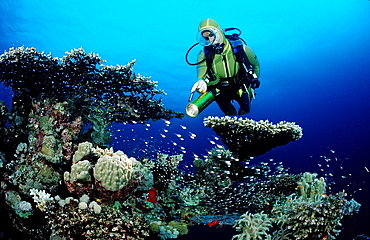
[198,19,226,45]
[198,19,222,32]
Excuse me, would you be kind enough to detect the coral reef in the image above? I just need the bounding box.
[204,116,303,159]
[0,100,362,240]
[0,46,361,240]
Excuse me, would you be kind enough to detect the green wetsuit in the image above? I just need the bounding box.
[196,19,260,84]
[196,19,260,115]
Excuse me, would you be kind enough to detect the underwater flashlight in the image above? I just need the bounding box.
[186,91,215,117]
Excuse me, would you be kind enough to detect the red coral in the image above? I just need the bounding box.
[206,220,220,227]
[64,180,94,197]
[36,130,45,149]
[147,188,157,203]
[94,175,142,204]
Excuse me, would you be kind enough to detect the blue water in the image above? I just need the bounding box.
[1,0,370,239]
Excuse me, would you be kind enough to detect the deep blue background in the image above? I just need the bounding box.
[1,0,370,239]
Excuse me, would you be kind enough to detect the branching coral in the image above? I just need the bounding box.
[232,211,273,240]
[296,172,326,202]
[179,186,204,206]
[271,173,358,240]
[246,173,301,214]
[272,193,347,239]
[204,116,303,158]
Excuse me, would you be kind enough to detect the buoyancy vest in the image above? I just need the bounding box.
[204,36,255,90]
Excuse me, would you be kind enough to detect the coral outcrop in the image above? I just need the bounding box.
[93,152,134,191]
[204,116,303,158]
[0,46,183,147]
[270,172,361,240]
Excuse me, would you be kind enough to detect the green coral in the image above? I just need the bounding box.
[37,164,61,185]
[179,186,204,206]
[39,115,54,134]
[232,211,273,240]
[149,220,188,237]
[159,225,179,239]
[39,134,63,163]
[168,221,189,236]
[14,201,33,218]
[149,221,161,233]
[86,107,112,146]
[296,172,326,202]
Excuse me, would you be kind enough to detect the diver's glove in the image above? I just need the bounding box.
[250,78,260,89]
[191,79,208,93]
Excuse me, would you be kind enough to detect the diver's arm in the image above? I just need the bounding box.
[190,50,208,93]
[243,45,260,78]
[197,50,208,81]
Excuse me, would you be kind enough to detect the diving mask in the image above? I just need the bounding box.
[197,28,222,46]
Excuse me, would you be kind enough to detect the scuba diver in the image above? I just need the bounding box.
[186,19,261,117]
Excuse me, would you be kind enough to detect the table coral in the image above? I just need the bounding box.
[0,46,183,147]
[204,116,303,158]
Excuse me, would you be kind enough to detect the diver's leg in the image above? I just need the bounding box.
[237,92,252,115]
[215,93,236,115]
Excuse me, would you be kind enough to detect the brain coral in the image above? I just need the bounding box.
[93,153,134,191]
